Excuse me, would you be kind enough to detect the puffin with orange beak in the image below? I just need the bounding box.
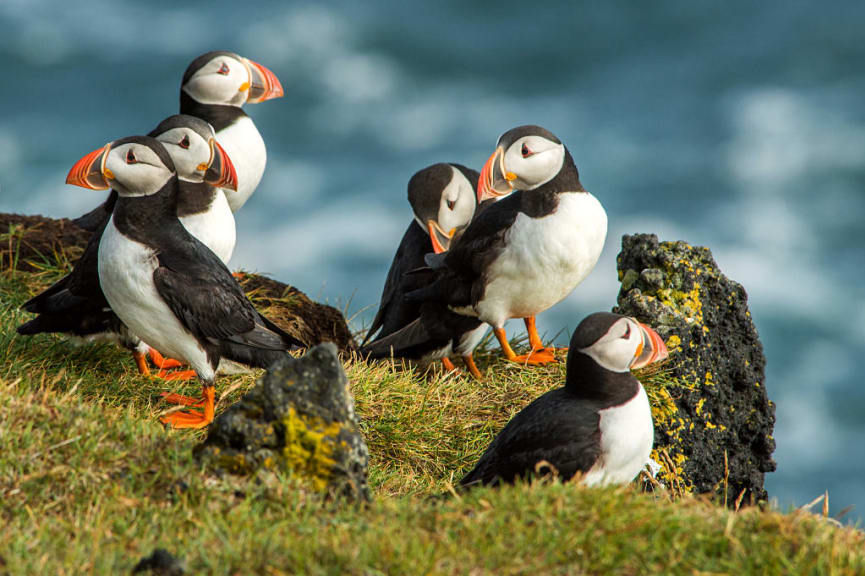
[407,125,607,366]
[67,135,300,429]
[461,312,668,487]
[178,50,283,213]
[18,116,239,380]
[361,163,482,374]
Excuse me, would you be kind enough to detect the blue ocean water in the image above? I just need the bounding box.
[1,1,863,523]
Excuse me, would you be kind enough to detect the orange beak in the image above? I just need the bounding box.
[427,220,454,254]
[66,144,111,190]
[204,140,238,191]
[630,322,669,370]
[477,146,513,203]
[244,58,284,103]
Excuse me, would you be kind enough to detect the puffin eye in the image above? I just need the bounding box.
[179,134,190,149]
[621,324,631,340]
[218,62,230,75]
[521,142,532,158]
[125,149,137,164]
[447,199,456,210]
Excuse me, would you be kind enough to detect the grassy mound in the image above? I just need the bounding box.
[1,265,862,575]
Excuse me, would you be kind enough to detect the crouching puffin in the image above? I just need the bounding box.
[66,135,301,428]
[18,116,238,379]
[407,125,607,366]
[360,162,482,373]
[460,312,668,487]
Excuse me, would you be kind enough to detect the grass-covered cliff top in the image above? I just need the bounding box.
[1,265,863,575]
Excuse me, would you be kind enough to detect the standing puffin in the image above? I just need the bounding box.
[407,125,607,365]
[66,135,301,429]
[460,312,668,487]
[361,163,480,372]
[17,116,238,378]
[179,50,283,212]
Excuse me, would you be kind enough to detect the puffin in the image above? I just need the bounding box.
[407,125,607,365]
[66,135,301,429]
[178,50,283,213]
[360,162,480,373]
[460,312,668,487]
[73,51,283,232]
[17,116,238,379]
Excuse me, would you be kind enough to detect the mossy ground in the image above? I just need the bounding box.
[1,263,863,575]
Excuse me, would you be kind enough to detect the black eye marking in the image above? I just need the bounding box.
[179,134,190,149]
[126,149,137,164]
[521,142,532,158]
[218,62,230,75]
[621,324,631,340]
[447,199,456,210]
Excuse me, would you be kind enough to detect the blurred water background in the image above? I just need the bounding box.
[1,1,863,523]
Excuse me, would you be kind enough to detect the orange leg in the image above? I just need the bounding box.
[494,327,557,365]
[133,349,151,376]
[524,317,568,355]
[232,271,245,280]
[160,384,215,429]
[441,357,460,373]
[463,354,483,380]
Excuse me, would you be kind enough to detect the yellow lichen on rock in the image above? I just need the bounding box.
[281,406,343,491]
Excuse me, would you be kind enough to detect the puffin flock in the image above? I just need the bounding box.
[17,51,670,489]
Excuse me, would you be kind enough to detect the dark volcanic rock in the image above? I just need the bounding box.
[132,548,184,575]
[238,273,356,354]
[614,233,776,504]
[0,213,91,272]
[2,212,355,354]
[197,343,370,501]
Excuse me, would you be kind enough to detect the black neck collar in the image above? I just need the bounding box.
[565,350,640,407]
[111,178,184,245]
[180,91,248,132]
[516,148,585,218]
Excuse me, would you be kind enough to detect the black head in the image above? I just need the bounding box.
[407,163,478,253]
[181,50,284,108]
[478,124,582,202]
[565,312,669,392]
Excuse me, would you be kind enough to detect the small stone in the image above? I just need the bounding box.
[640,268,664,290]
[197,343,370,501]
[132,548,184,575]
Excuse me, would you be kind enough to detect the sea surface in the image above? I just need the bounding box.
[1,1,863,523]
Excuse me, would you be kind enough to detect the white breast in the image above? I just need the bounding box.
[216,116,266,212]
[582,383,654,487]
[98,218,214,379]
[477,191,607,328]
[179,190,236,265]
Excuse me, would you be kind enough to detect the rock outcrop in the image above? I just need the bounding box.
[196,343,370,501]
[615,233,776,504]
[1,212,355,353]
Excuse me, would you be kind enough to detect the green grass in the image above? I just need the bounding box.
[1,265,863,575]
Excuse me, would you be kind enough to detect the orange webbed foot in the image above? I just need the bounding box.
[147,348,183,370]
[154,369,198,381]
[160,385,215,430]
[509,349,558,365]
[160,391,205,407]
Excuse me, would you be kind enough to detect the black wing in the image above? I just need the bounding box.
[460,388,602,487]
[153,236,299,354]
[407,192,523,308]
[361,222,429,346]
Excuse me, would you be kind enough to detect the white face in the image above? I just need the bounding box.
[104,143,173,197]
[434,167,476,233]
[155,127,213,182]
[182,54,251,106]
[580,317,642,373]
[502,135,565,191]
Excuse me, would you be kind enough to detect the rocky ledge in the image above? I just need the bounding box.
[615,233,776,505]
